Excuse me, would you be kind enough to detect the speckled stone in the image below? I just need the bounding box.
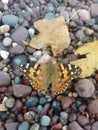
[5,98,15,108]
[5,122,19,130]
[26,97,39,107]
[3,37,12,47]
[77,115,89,126]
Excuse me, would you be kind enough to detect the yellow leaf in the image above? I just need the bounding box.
[27,16,70,55]
[70,41,98,78]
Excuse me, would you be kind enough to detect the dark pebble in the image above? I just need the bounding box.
[40,103,50,116]
[11,100,23,112]
[52,100,61,114]
[39,97,47,105]
[51,115,59,125]
[12,84,32,98]
[26,97,39,107]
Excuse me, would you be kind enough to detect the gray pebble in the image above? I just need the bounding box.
[5,98,15,108]
[40,115,51,126]
[18,121,30,130]
[90,3,98,17]
[75,30,85,40]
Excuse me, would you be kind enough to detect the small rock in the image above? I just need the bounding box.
[52,123,62,130]
[50,0,58,7]
[19,1,26,9]
[26,46,35,54]
[3,37,12,46]
[91,121,98,130]
[51,115,59,125]
[44,12,56,19]
[62,125,68,130]
[30,123,39,130]
[87,99,98,114]
[75,79,95,97]
[60,112,68,125]
[0,71,10,86]
[90,3,98,17]
[78,9,91,22]
[13,84,32,98]
[37,105,43,113]
[24,111,35,120]
[46,3,55,12]
[0,50,9,60]
[2,15,18,27]
[0,104,7,111]
[40,103,50,116]
[5,98,15,108]
[39,97,47,105]
[68,0,79,7]
[77,115,89,126]
[68,121,84,130]
[28,28,35,38]
[40,115,51,126]
[26,97,39,107]
[75,30,85,40]
[11,26,29,43]
[61,97,73,110]
[5,122,19,130]
[1,0,8,4]
[18,121,30,130]
[28,56,37,62]
[84,28,94,35]
[14,76,21,84]
[0,127,5,130]
[52,101,61,114]
[11,100,23,112]
[11,54,28,69]
[9,45,24,56]
[68,113,76,122]
[33,50,42,59]
[0,25,10,34]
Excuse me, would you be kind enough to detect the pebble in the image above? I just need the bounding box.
[0,25,10,35]
[28,56,37,63]
[0,71,10,86]
[60,112,68,125]
[40,115,51,126]
[0,50,9,60]
[51,123,62,130]
[90,3,98,17]
[46,3,55,12]
[0,127,5,130]
[5,122,19,130]
[37,105,43,113]
[51,115,59,125]
[18,121,30,130]
[11,100,23,112]
[11,26,29,43]
[75,29,85,40]
[44,12,56,19]
[30,123,40,130]
[62,125,68,130]
[2,15,18,27]
[61,97,73,110]
[24,111,35,120]
[5,98,15,108]
[2,0,8,4]
[68,0,79,7]
[19,1,26,9]
[84,28,94,35]
[14,76,21,84]
[33,51,42,59]
[11,54,28,69]
[68,121,84,130]
[26,46,35,54]
[77,115,89,126]
[12,84,32,98]
[26,97,39,107]
[52,100,61,114]
[91,121,98,130]
[9,45,24,56]
[78,9,91,22]
[3,37,12,47]
[87,99,98,114]
[50,0,58,7]
[68,113,76,122]
[40,103,50,116]
[28,28,35,38]
[39,97,47,105]
[75,79,95,97]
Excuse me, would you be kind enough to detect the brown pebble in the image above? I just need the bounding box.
[41,103,50,116]
[77,115,89,126]
[51,115,59,125]
[52,123,62,130]
[61,97,73,110]
[68,121,84,130]
[68,113,76,122]
[12,84,32,98]
[87,99,98,114]
[91,121,98,130]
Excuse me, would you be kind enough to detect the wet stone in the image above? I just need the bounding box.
[5,122,19,130]
[60,112,68,125]
[68,113,76,122]
[12,84,32,98]
[90,3,98,17]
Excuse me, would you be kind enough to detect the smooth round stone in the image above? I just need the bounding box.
[5,98,15,108]
[46,3,55,12]
[28,28,35,38]
[0,50,9,60]
[61,97,73,110]
[18,18,24,24]
[39,97,47,105]
[3,37,12,47]
[2,15,18,27]
[24,111,35,120]
[68,121,84,130]
[40,115,51,126]
[51,115,59,125]
[68,113,76,122]
[11,26,29,43]
[90,4,98,17]
[0,71,10,86]
[37,105,43,113]
[68,0,79,7]
[62,125,68,130]
[91,121,98,130]
[52,123,62,130]
[52,101,61,114]
[40,103,50,116]
[0,25,10,35]
[11,100,23,112]
[88,19,96,26]
[78,9,91,22]
[77,115,89,126]
[22,20,29,28]
[33,51,42,59]
[11,54,28,69]
[26,46,35,54]
[50,0,59,7]
[84,28,94,35]
[75,79,95,97]
[14,76,21,84]
[30,123,40,130]
[0,112,8,120]
[44,12,56,19]
[19,1,26,9]
[26,97,39,107]
[28,56,37,62]
[5,122,19,130]
[13,84,32,98]
[2,0,8,4]
[87,99,98,114]
[75,30,85,40]
[60,112,68,125]
[18,121,30,130]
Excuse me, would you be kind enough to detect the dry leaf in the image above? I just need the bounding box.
[23,16,70,55]
[70,41,98,78]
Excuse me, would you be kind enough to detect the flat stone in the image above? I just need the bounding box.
[40,115,51,126]
[18,121,30,130]
[5,122,19,130]
[0,71,10,86]
[91,121,98,130]
[12,84,32,98]
[90,3,98,17]
[68,121,84,130]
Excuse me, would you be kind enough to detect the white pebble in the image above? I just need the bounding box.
[12,42,18,47]
[0,25,10,34]
[28,28,35,38]
[0,50,9,60]
[1,0,9,4]
[3,37,12,47]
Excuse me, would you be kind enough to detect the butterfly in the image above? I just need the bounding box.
[16,62,81,95]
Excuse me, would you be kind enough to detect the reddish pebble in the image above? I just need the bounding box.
[61,97,73,110]
[87,99,98,114]
[52,123,62,130]
[77,115,89,126]
[91,121,98,130]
